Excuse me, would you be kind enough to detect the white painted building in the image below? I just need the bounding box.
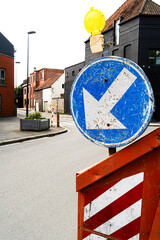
[42,73,65,113]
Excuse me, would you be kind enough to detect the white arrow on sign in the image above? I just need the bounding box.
[83,68,137,129]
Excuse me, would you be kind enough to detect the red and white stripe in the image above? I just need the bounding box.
[83,172,144,240]
[51,106,55,125]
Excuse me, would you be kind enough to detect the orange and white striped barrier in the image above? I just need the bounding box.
[51,104,55,126]
[76,128,160,240]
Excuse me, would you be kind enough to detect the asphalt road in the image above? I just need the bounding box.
[0,110,159,240]
[0,114,109,240]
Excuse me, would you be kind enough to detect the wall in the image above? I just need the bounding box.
[44,68,64,80]
[51,73,64,99]
[85,40,108,65]
[108,17,139,62]
[85,17,139,64]
[35,90,43,112]
[0,54,14,116]
[64,62,85,114]
[138,15,160,120]
[42,88,52,112]
[52,99,64,113]
[29,72,36,109]
[41,74,65,113]
[23,85,27,108]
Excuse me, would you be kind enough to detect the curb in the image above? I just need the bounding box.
[0,128,67,146]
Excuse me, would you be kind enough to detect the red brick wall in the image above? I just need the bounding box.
[35,90,43,111]
[29,72,36,109]
[44,69,64,80]
[23,86,27,108]
[0,54,14,116]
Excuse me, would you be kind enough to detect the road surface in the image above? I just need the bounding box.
[0,110,158,240]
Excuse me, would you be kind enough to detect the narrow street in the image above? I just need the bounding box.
[0,111,109,240]
[0,109,159,240]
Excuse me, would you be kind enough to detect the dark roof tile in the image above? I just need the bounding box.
[102,0,160,32]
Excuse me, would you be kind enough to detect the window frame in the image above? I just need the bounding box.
[0,95,1,111]
[149,49,160,65]
[72,71,75,76]
[114,19,120,46]
[0,68,6,86]
[40,72,43,81]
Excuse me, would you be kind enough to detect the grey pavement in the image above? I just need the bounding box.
[0,109,67,146]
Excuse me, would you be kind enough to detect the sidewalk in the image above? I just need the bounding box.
[0,109,160,146]
[0,114,67,146]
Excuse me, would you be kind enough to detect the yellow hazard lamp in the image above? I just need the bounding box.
[84,7,105,53]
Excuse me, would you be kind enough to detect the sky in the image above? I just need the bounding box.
[1,0,160,86]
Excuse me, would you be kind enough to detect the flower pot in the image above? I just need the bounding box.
[20,119,50,131]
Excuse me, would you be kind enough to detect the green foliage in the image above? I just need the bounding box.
[25,112,45,119]
[15,86,23,97]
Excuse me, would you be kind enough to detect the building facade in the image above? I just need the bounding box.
[22,68,64,112]
[35,73,65,113]
[0,33,15,117]
[85,0,160,120]
[64,0,160,119]
[64,61,85,114]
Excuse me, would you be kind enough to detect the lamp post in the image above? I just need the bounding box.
[26,31,36,117]
[15,61,21,88]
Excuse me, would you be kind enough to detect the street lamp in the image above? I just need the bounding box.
[15,61,21,88]
[26,31,36,117]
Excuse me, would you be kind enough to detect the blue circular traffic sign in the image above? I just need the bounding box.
[70,56,154,147]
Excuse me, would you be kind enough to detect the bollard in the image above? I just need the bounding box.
[57,112,60,127]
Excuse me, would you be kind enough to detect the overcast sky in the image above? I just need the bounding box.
[1,0,160,86]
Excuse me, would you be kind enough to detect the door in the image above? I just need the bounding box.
[44,101,48,112]
[36,102,39,112]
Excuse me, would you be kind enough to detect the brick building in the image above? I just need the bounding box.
[0,33,15,116]
[22,68,64,112]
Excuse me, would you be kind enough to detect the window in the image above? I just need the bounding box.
[72,71,75,76]
[0,69,6,86]
[40,72,43,81]
[124,45,131,59]
[62,84,64,89]
[36,73,38,82]
[149,49,160,65]
[66,72,69,77]
[114,19,120,45]
[0,95,1,111]
[112,49,119,56]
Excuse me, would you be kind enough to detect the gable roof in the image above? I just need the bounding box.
[102,0,160,32]
[35,72,64,91]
